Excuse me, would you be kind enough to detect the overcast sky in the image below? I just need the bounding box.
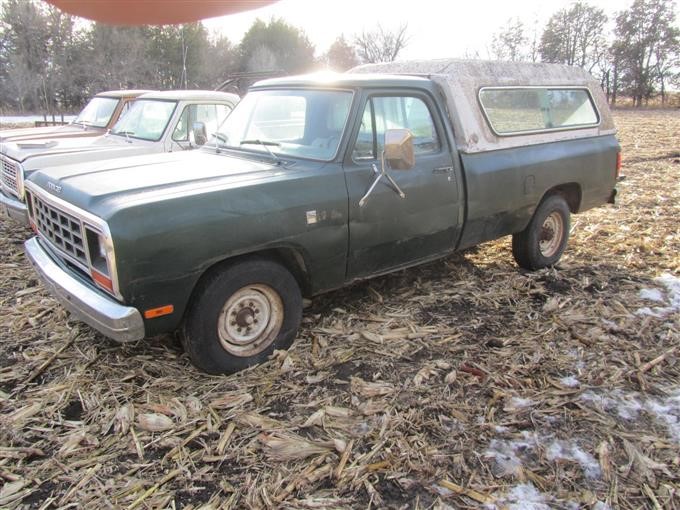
[202,0,673,62]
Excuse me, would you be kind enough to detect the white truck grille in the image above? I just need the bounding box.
[1,157,20,196]
[30,192,88,268]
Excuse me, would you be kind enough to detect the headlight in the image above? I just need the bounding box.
[85,226,115,295]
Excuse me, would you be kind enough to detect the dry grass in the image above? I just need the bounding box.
[1,109,678,509]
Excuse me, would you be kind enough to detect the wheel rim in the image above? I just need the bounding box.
[539,211,564,258]
[217,284,284,357]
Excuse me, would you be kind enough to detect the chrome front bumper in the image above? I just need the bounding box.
[24,237,145,342]
[0,191,28,225]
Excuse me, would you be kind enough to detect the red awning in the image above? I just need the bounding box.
[43,0,277,25]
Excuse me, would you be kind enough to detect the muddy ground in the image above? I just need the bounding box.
[0,109,678,509]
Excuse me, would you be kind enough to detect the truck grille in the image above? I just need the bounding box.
[1,157,20,196]
[31,192,88,267]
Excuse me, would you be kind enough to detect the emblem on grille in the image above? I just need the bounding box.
[47,182,62,194]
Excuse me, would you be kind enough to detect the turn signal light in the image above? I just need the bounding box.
[144,305,175,319]
[91,268,114,293]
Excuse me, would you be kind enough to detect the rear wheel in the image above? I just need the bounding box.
[182,258,302,374]
[512,194,570,270]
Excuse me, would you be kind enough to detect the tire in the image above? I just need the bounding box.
[512,194,571,270]
[182,257,302,374]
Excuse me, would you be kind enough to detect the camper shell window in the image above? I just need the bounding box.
[478,87,600,136]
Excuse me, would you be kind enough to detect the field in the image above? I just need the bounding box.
[0,109,678,509]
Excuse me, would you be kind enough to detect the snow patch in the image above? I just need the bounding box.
[559,376,580,388]
[580,390,642,420]
[645,390,680,443]
[485,431,600,481]
[504,397,534,411]
[580,388,680,444]
[639,288,664,302]
[484,437,532,477]
[545,440,601,479]
[637,273,680,317]
[487,483,551,510]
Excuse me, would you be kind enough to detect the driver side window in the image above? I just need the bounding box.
[352,95,440,161]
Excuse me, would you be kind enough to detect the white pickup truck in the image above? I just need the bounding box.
[0,90,239,224]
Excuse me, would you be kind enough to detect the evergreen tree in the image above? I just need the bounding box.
[239,18,315,73]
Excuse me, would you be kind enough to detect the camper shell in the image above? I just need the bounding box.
[349,59,616,153]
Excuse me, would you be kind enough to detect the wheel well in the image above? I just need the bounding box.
[544,183,581,213]
[190,248,312,306]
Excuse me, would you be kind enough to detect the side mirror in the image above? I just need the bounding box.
[358,129,413,207]
[384,129,415,170]
[191,121,207,146]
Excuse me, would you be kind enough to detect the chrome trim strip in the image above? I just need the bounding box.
[25,237,144,343]
[24,181,123,301]
[0,191,28,224]
[477,86,601,137]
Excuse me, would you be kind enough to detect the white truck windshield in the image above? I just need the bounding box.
[74,97,119,127]
[111,99,177,142]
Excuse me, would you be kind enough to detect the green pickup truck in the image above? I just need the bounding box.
[23,59,620,374]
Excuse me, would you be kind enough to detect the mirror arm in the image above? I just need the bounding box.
[380,150,406,199]
[359,151,407,208]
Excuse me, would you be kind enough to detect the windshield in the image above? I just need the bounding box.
[74,96,119,127]
[110,99,177,141]
[211,89,353,161]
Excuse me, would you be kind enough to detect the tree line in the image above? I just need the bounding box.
[488,0,678,106]
[0,0,408,113]
[0,0,677,113]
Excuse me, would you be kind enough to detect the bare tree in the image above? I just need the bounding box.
[612,0,679,106]
[540,2,607,72]
[490,18,529,62]
[353,23,409,64]
[527,19,541,63]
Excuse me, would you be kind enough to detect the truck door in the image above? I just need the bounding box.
[343,90,462,279]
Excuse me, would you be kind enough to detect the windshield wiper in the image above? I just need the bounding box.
[114,130,134,143]
[240,139,282,164]
[210,132,229,151]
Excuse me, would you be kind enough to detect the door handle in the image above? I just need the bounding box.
[433,166,454,174]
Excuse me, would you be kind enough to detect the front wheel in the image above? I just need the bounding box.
[512,194,571,270]
[182,258,302,374]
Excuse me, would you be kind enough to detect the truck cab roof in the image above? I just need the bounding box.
[96,90,153,99]
[252,72,434,90]
[136,90,240,102]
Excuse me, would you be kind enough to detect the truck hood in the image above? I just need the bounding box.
[0,123,104,143]
[28,150,302,219]
[2,134,157,168]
